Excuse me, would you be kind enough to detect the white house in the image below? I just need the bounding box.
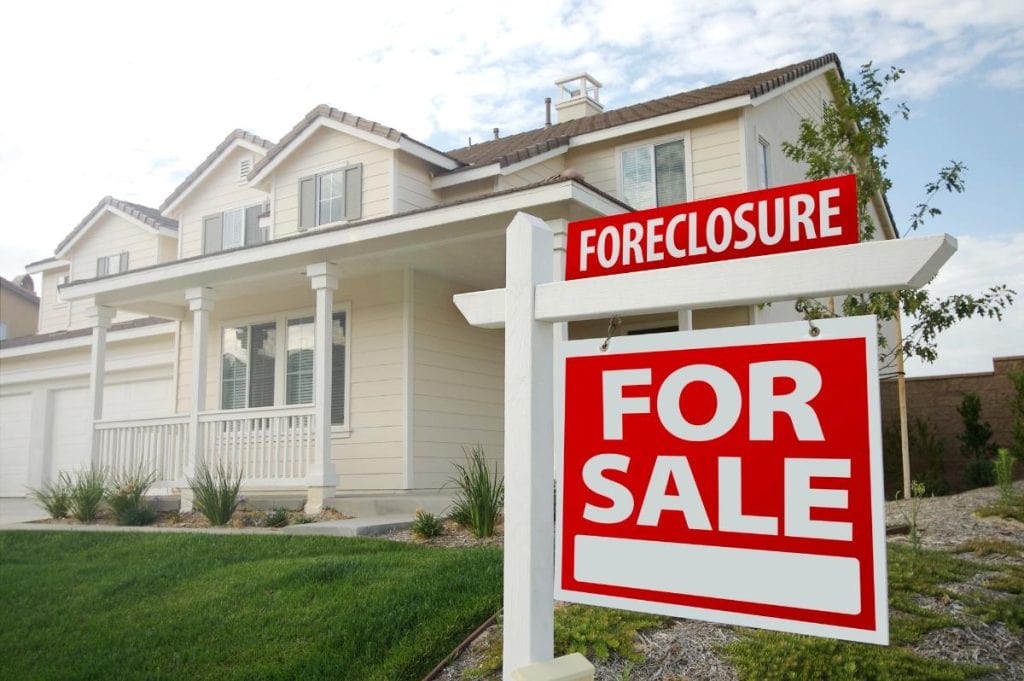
[0,53,897,514]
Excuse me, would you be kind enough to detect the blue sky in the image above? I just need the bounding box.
[1,0,1021,376]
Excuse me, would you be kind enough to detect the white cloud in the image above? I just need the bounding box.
[904,233,1024,377]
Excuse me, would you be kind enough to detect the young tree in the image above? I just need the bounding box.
[957,392,996,488]
[783,63,1015,496]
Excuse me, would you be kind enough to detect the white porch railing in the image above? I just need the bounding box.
[198,405,316,482]
[93,405,316,486]
[94,415,189,484]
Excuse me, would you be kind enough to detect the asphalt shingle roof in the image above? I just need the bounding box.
[443,53,842,171]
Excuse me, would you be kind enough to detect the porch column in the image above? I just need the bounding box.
[305,263,340,514]
[85,304,114,465]
[182,287,214,512]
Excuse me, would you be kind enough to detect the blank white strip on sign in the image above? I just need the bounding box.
[574,536,861,614]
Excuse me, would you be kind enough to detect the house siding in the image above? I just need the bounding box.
[177,146,268,259]
[36,268,70,334]
[395,151,441,213]
[412,271,504,489]
[271,127,393,238]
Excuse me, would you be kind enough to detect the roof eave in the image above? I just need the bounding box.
[161,138,268,216]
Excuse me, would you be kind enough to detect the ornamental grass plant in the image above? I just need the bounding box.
[30,471,73,519]
[68,466,108,522]
[448,444,504,539]
[187,462,242,526]
[106,466,157,526]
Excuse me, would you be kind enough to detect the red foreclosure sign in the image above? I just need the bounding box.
[555,316,888,644]
[565,174,858,279]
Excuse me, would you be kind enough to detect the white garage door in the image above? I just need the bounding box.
[0,393,32,497]
[50,387,92,477]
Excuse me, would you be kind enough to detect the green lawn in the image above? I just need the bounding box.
[0,531,502,681]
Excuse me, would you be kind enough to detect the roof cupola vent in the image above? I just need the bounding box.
[554,73,603,123]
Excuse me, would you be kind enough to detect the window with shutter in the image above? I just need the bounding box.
[620,139,687,210]
[298,164,363,230]
[96,253,128,277]
[203,214,223,254]
[203,203,265,254]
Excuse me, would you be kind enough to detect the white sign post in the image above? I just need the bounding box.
[454,211,956,679]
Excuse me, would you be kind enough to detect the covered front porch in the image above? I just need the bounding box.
[63,180,622,513]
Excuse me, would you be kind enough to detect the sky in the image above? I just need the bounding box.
[1,0,1021,377]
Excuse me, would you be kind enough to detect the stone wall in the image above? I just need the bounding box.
[879,355,1023,495]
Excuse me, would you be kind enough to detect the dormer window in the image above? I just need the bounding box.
[96,252,128,277]
[298,164,362,230]
[203,204,267,254]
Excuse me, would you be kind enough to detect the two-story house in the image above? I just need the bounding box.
[0,53,896,513]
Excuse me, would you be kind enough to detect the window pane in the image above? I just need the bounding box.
[331,311,346,425]
[248,323,276,408]
[222,209,244,249]
[286,317,314,405]
[758,138,770,188]
[654,141,686,206]
[221,327,248,409]
[621,146,655,209]
[317,171,344,225]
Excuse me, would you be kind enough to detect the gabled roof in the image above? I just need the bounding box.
[0,276,40,305]
[444,53,843,171]
[247,104,461,184]
[55,196,179,257]
[159,129,274,213]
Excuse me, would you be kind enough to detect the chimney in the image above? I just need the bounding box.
[545,97,552,126]
[553,73,603,123]
[493,127,500,140]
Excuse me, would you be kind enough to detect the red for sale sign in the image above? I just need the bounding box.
[565,174,858,280]
[555,316,888,644]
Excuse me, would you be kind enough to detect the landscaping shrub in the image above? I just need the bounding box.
[411,509,444,538]
[957,392,996,489]
[994,447,1018,506]
[264,507,289,528]
[68,466,108,521]
[187,462,242,526]
[30,471,73,519]
[106,466,157,526]
[448,444,503,538]
[882,417,949,496]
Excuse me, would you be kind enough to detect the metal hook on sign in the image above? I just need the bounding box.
[808,318,821,337]
[600,316,621,352]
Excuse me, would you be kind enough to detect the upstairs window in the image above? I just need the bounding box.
[620,139,686,209]
[757,137,771,188]
[299,165,362,230]
[203,204,267,255]
[96,252,128,277]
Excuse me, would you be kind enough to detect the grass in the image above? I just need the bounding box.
[0,531,502,681]
[448,444,504,538]
[188,462,242,526]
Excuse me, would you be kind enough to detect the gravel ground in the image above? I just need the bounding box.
[427,482,1024,680]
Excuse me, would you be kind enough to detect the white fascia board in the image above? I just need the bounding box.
[569,95,751,149]
[163,139,259,215]
[432,164,500,189]
[59,181,593,304]
[25,259,70,274]
[749,63,839,107]
[398,137,461,170]
[0,321,177,359]
[454,234,957,328]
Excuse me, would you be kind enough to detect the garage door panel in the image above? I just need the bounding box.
[0,393,32,497]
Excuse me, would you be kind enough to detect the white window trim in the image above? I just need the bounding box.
[616,130,693,209]
[757,135,772,189]
[303,161,357,230]
[216,301,353,435]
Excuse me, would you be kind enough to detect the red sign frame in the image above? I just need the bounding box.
[554,316,888,644]
[565,174,858,280]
